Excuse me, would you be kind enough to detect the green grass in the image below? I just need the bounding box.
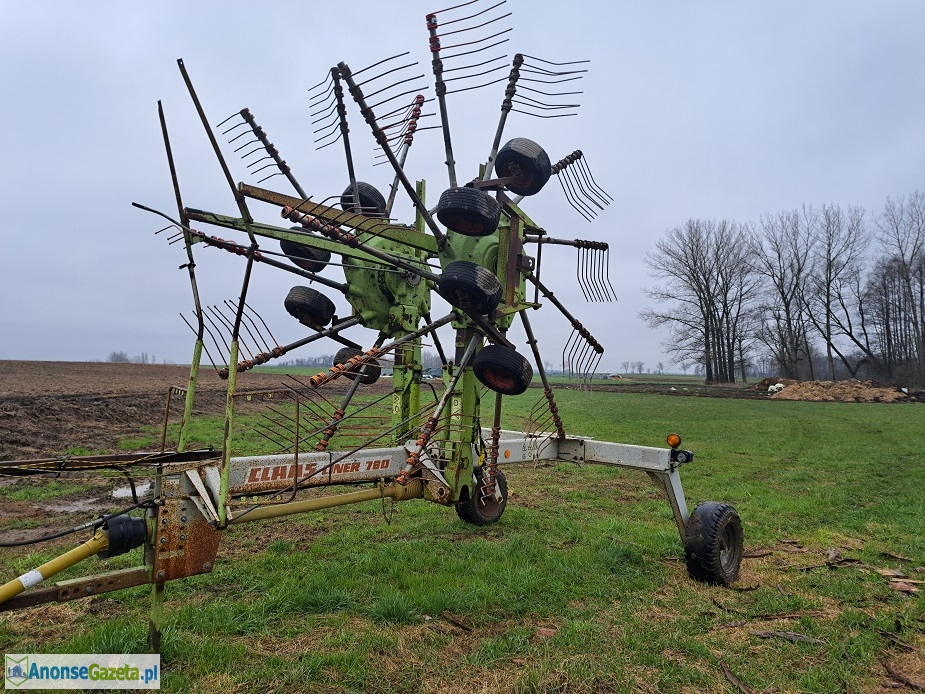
[1,392,923,693]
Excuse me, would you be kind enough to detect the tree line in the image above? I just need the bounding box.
[641,191,925,386]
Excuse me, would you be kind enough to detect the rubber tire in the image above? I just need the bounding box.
[456,468,507,526]
[333,347,381,385]
[280,230,331,274]
[473,345,533,396]
[437,261,503,315]
[340,182,387,218]
[494,138,552,197]
[435,187,501,237]
[684,502,744,585]
[284,286,336,327]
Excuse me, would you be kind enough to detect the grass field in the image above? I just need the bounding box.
[1,390,923,693]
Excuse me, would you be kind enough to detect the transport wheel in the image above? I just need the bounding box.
[684,502,743,585]
[473,345,533,396]
[437,261,503,315]
[280,228,330,274]
[435,187,501,236]
[284,286,336,327]
[494,138,552,197]
[456,468,507,526]
[333,347,381,385]
[340,181,387,218]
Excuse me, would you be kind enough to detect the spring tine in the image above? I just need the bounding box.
[240,302,275,353]
[202,310,230,362]
[350,51,412,79]
[242,301,281,353]
[567,167,599,219]
[356,61,420,89]
[573,156,610,208]
[585,246,601,302]
[577,151,613,203]
[576,247,589,300]
[225,299,267,354]
[211,305,255,360]
[558,170,594,222]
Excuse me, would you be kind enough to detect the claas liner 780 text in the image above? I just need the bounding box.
[0,0,744,649]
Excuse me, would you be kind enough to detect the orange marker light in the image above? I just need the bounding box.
[666,433,682,449]
[504,450,511,458]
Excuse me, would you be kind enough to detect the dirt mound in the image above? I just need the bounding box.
[770,379,911,403]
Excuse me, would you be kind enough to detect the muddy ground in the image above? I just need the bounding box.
[1,361,919,461]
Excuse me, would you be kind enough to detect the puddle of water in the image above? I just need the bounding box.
[113,482,152,499]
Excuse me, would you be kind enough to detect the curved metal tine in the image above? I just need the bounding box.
[565,167,599,218]
[221,120,248,137]
[351,51,412,79]
[520,54,591,67]
[447,75,509,96]
[577,155,614,204]
[443,63,508,85]
[307,69,334,96]
[519,74,585,86]
[181,312,221,374]
[227,300,271,354]
[605,248,616,301]
[569,164,606,212]
[558,170,595,222]
[369,84,432,112]
[309,86,336,111]
[518,83,583,98]
[514,92,579,109]
[576,247,589,301]
[310,98,338,125]
[510,108,577,119]
[202,310,231,360]
[363,72,426,102]
[210,305,255,360]
[442,37,510,62]
[520,65,588,77]
[444,53,507,73]
[256,171,283,185]
[438,27,513,54]
[243,300,281,350]
[589,248,607,302]
[316,131,345,150]
[512,98,579,113]
[562,329,578,379]
[356,61,419,89]
[224,299,264,352]
[594,249,610,303]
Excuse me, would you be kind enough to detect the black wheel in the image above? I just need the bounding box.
[437,261,503,315]
[494,138,552,197]
[684,502,743,585]
[283,286,336,327]
[280,228,331,274]
[456,468,507,526]
[435,187,501,237]
[333,347,381,385]
[340,182,387,218]
[473,345,533,396]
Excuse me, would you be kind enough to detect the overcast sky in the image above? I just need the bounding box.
[1,1,923,374]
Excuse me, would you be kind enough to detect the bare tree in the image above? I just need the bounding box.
[751,207,816,379]
[641,219,759,382]
[803,203,869,380]
[621,360,630,374]
[874,191,925,382]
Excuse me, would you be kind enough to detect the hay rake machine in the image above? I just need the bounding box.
[0,0,743,649]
